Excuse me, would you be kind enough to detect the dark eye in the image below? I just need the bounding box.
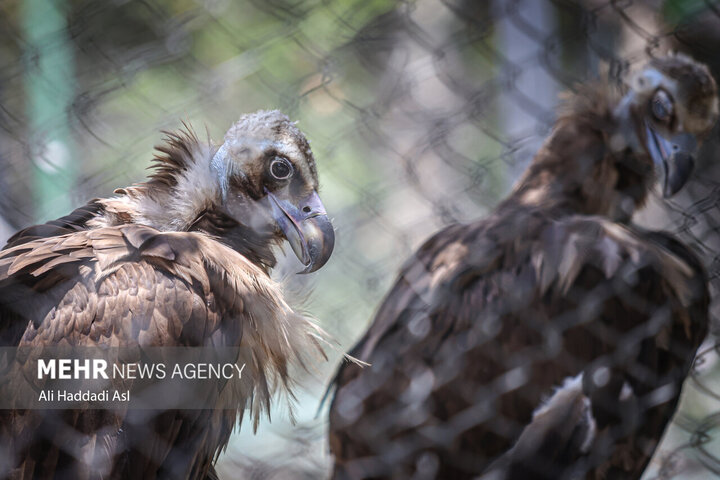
[651,89,673,124]
[269,157,293,180]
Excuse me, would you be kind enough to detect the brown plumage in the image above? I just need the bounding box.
[480,375,595,480]
[328,54,718,479]
[0,110,335,479]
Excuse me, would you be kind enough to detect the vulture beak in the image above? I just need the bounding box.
[644,122,698,197]
[265,188,335,273]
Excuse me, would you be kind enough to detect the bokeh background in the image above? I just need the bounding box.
[2,0,720,478]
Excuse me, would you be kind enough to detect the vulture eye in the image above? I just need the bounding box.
[270,157,293,180]
[651,90,673,124]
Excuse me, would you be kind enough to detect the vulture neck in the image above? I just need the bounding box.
[96,137,278,272]
[188,207,277,272]
[505,85,654,223]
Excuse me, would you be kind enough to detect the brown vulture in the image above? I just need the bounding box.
[0,110,335,479]
[328,54,719,479]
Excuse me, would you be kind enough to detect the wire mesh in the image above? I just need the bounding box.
[2,0,720,478]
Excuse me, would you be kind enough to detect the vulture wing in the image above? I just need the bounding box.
[0,224,319,479]
[480,375,594,480]
[3,201,104,250]
[329,212,708,479]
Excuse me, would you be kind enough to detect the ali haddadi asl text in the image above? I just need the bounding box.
[38,389,129,403]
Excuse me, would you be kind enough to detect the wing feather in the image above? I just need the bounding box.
[0,223,326,479]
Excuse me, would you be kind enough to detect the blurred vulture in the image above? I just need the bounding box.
[0,110,335,479]
[329,54,718,479]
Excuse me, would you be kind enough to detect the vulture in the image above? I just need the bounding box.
[0,110,335,479]
[328,54,719,479]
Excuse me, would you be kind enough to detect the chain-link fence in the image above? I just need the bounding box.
[2,0,720,478]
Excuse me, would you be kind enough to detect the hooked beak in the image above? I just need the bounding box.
[266,188,335,273]
[644,122,698,197]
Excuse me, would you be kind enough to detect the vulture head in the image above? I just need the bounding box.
[107,110,335,273]
[208,110,335,273]
[616,54,719,197]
